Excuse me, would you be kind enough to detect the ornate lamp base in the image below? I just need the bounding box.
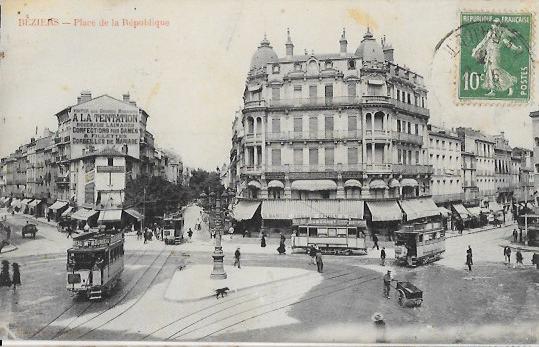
[210,246,227,279]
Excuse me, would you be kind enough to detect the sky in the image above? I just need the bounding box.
[1,0,538,170]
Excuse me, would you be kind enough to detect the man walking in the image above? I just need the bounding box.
[234,247,241,269]
[315,249,323,273]
[380,247,386,266]
[66,225,73,238]
[513,229,518,243]
[383,270,392,299]
[516,250,523,267]
[506,246,512,264]
[466,246,473,271]
[372,233,379,250]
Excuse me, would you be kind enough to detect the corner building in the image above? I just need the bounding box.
[231,29,433,236]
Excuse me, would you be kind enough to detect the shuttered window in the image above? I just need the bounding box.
[293,148,303,165]
[325,147,334,166]
[325,116,334,137]
[272,118,280,133]
[309,85,317,99]
[309,148,318,166]
[272,149,281,166]
[348,116,357,131]
[348,147,358,164]
[309,116,318,137]
[293,117,303,132]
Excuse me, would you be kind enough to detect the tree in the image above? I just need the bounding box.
[188,169,224,197]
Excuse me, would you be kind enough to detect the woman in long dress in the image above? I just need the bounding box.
[260,233,266,247]
[12,262,21,292]
[471,18,523,96]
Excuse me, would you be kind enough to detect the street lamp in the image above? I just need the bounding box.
[209,191,227,279]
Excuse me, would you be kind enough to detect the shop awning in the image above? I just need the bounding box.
[388,179,400,188]
[247,180,262,189]
[61,206,74,217]
[21,199,33,205]
[267,180,285,189]
[231,200,261,221]
[261,200,364,220]
[98,209,123,223]
[368,79,384,86]
[124,208,143,221]
[10,199,21,207]
[467,207,484,217]
[366,201,402,222]
[344,179,362,188]
[49,200,68,211]
[452,204,471,220]
[291,180,337,191]
[28,199,42,208]
[487,202,503,212]
[399,198,440,221]
[438,207,452,217]
[369,179,388,190]
[401,178,419,187]
[71,208,98,221]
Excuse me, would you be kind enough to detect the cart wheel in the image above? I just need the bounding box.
[398,290,404,306]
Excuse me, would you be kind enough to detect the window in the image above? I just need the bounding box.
[272,87,280,101]
[317,228,328,236]
[107,158,113,166]
[348,147,358,164]
[348,59,356,70]
[309,148,319,166]
[293,117,302,132]
[337,228,347,237]
[309,85,317,99]
[309,116,318,137]
[325,147,334,166]
[415,124,419,135]
[325,116,334,136]
[271,149,281,166]
[328,228,337,237]
[415,151,420,164]
[347,228,358,237]
[348,115,357,132]
[407,122,412,134]
[348,82,357,97]
[398,149,402,164]
[325,84,333,100]
[271,118,280,133]
[325,61,333,69]
[321,191,330,199]
[293,148,303,165]
[308,227,317,237]
[397,120,401,132]
[294,63,302,71]
[272,64,280,74]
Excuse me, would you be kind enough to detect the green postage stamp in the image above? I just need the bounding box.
[459,12,532,102]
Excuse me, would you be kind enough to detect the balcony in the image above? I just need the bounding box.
[244,133,263,144]
[96,166,126,173]
[268,96,360,108]
[394,132,423,145]
[365,129,390,140]
[391,98,430,117]
[393,164,433,175]
[365,163,392,173]
[244,100,267,109]
[240,165,262,175]
[265,130,363,142]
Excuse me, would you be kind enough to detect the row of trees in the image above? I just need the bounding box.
[123,168,224,222]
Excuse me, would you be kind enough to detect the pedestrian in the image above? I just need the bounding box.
[0,260,11,287]
[242,229,246,238]
[66,225,73,238]
[372,233,379,250]
[234,247,241,268]
[503,246,508,263]
[372,312,386,343]
[143,228,148,244]
[260,233,266,248]
[466,247,473,271]
[506,246,512,263]
[277,234,286,254]
[84,223,90,233]
[380,247,386,266]
[188,228,193,240]
[383,270,392,299]
[47,213,51,222]
[315,249,323,273]
[137,228,142,240]
[516,250,523,267]
[228,226,234,239]
[309,244,317,265]
[11,262,20,292]
[532,253,539,269]
[513,228,518,243]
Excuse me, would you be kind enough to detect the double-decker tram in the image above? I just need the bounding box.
[291,217,367,255]
[66,231,124,300]
[394,221,446,267]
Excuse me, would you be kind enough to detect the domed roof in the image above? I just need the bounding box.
[354,28,385,62]
[250,35,279,70]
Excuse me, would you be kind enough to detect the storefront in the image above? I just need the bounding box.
[365,200,402,240]
[71,208,99,228]
[231,200,262,236]
[48,200,69,220]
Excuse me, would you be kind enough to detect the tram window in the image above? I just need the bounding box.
[298,227,307,236]
[337,228,347,237]
[328,228,337,237]
[418,234,423,242]
[317,228,328,237]
[308,228,317,237]
[348,228,357,236]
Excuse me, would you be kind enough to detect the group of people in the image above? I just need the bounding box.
[0,260,21,292]
[512,228,526,244]
[308,245,324,273]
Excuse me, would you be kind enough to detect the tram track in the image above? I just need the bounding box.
[141,269,355,340]
[29,246,152,340]
[53,247,170,340]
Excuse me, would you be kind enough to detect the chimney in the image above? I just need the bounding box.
[285,28,294,57]
[339,28,347,55]
[382,36,394,62]
[79,90,92,103]
[123,93,130,102]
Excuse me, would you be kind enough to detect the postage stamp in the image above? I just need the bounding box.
[458,12,532,102]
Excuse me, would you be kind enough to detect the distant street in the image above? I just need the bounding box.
[0,207,537,344]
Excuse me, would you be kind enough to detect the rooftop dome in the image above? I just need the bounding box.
[250,34,279,70]
[354,28,385,62]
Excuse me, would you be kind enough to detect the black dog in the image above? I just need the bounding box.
[215,287,230,299]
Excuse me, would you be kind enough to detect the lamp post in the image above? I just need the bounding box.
[208,191,227,279]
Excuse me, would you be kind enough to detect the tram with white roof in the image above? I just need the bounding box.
[394,221,446,267]
[66,231,124,300]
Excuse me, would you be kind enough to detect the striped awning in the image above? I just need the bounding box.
[366,201,402,221]
[487,202,503,212]
[71,208,98,221]
[399,198,440,221]
[291,180,337,191]
[438,207,452,217]
[267,180,285,189]
[231,200,261,221]
[401,178,419,187]
[344,179,362,188]
[369,179,388,190]
[28,199,42,208]
[261,200,364,220]
[388,179,400,188]
[452,204,471,220]
[247,180,262,189]
[98,209,123,223]
[49,200,68,211]
[124,209,143,221]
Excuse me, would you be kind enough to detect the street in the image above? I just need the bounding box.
[0,206,538,344]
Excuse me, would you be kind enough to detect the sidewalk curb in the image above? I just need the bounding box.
[0,245,18,254]
[446,222,516,239]
[163,268,314,303]
[498,241,539,253]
